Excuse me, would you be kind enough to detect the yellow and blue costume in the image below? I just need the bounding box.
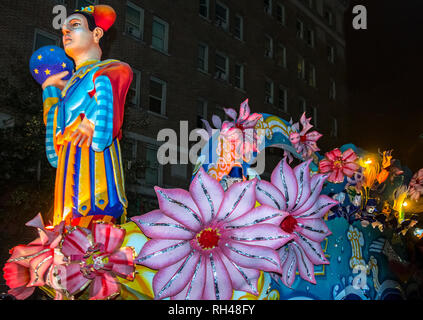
[43,59,133,228]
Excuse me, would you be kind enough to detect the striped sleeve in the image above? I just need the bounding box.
[92,75,114,152]
[42,86,61,168]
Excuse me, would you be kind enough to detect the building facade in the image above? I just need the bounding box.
[0,0,350,216]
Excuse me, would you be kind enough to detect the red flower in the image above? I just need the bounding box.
[59,222,135,300]
[319,148,360,183]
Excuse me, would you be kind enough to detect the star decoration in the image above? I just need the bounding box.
[62,62,67,68]
[50,48,55,52]
[45,69,51,75]
[34,69,39,74]
[37,55,43,60]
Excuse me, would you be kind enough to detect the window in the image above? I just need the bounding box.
[125,2,144,39]
[276,44,287,68]
[328,45,336,63]
[234,63,244,90]
[297,56,305,80]
[199,0,209,19]
[309,106,318,127]
[264,35,273,58]
[264,0,272,15]
[265,79,274,104]
[329,79,336,100]
[296,19,304,39]
[307,64,316,87]
[146,146,159,186]
[215,2,229,30]
[76,0,97,9]
[215,52,229,81]
[197,99,208,128]
[149,77,167,115]
[152,17,169,53]
[299,97,306,114]
[198,42,209,72]
[234,14,243,40]
[307,0,314,9]
[33,29,60,51]
[305,28,315,47]
[324,7,334,26]
[128,69,141,107]
[276,3,285,25]
[331,118,338,137]
[278,87,288,112]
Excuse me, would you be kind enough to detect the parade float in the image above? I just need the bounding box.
[2,4,423,300]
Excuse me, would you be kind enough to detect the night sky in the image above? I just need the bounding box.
[345,0,423,172]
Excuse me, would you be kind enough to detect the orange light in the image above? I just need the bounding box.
[403,202,408,207]
[45,226,54,230]
[365,159,372,165]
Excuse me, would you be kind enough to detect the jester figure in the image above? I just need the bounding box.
[41,5,133,228]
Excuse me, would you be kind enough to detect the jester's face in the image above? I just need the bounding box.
[61,13,101,59]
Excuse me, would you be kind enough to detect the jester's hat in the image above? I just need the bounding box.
[74,4,116,32]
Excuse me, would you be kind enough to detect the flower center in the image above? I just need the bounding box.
[196,228,221,250]
[300,135,307,142]
[333,159,343,168]
[280,215,298,234]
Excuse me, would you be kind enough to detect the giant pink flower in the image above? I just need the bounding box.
[59,222,135,300]
[132,167,293,300]
[255,158,338,287]
[319,148,360,183]
[3,214,65,299]
[289,113,322,160]
[409,168,423,202]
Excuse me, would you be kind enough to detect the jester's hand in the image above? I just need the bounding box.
[41,71,69,91]
[70,117,95,147]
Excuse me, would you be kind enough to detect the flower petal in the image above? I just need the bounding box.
[238,99,250,122]
[224,108,238,121]
[8,286,35,300]
[255,180,286,211]
[293,232,329,265]
[294,194,338,220]
[109,247,136,280]
[190,167,224,224]
[292,173,328,215]
[242,113,262,128]
[172,254,206,300]
[132,210,195,240]
[318,159,332,173]
[221,241,281,273]
[212,115,222,129]
[89,273,120,300]
[326,148,342,161]
[136,239,192,270]
[28,250,53,287]
[202,252,233,300]
[271,158,298,211]
[7,245,47,268]
[296,218,332,242]
[304,131,322,142]
[224,205,288,229]
[280,245,297,288]
[60,263,90,295]
[155,187,203,232]
[291,242,316,284]
[219,252,259,295]
[3,262,30,289]
[93,222,125,254]
[226,224,293,249]
[61,228,92,258]
[153,250,200,299]
[216,179,257,222]
[341,148,358,162]
[292,160,312,210]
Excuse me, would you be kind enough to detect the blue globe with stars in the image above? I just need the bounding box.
[29,45,74,85]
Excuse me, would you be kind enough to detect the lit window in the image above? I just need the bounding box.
[215,52,229,81]
[33,29,60,51]
[265,79,274,104]
[278,87,288,112]
[199,0,210,19]
[265,35,273,58]
[215,2,229,30]
[152,17,169,53]
[128,69,141,107]
[198,42,209,72]
[297,56,305,80]
[149,77,167,115]
[234,63,244,90]
[125,2,144,39]
[307,64,316,87]
[234,14,243,40]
